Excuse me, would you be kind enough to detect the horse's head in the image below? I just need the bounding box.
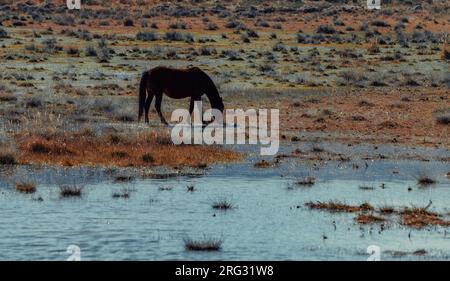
[208,92,224,112]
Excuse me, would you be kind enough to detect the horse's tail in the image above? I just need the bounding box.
[138,71,148,121]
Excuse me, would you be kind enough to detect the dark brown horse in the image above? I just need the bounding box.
[138,66,224,124]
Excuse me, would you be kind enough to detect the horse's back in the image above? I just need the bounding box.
[147,66,205,98]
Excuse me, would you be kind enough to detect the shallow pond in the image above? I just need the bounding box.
[0,143,449,261]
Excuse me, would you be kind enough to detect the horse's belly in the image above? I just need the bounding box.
[164,87,193,99]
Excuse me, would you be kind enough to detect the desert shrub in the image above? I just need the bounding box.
[85,44,97,56]
[367,43,380,54]
[272,23,282,30]
[66,47,80,56]
[221,50,242,61]
[371,20,390,27]
[401,75,421,86]
[340,70,367,86]
[199,46,216,56]
[91,97,118,113]
[396,31,409,47]
[169,21,187,29]
[400,17,409,23]
[96,38,111,62]
[123,19,134,26]
[409,30,437,44]
[241,34,250,43]
[443,47,450,61]
[316,25,336,34]
[53,14,75,26]
[164,31,194,42]
[0,92,17,102]
[141,153,154,163]
[206,22,218,30]
[114,109,135,122]
[0,28,8,38]
[297,33,311,44]
[42,38,61,54]
[394,22,405,31]
[272,42,286,52]
[140,19,148,28]
[435,108,450,125]
[136,31,158,41]
[25,97,43,108]
[337,49,359,58]
[246,28,259,38]
[75,29,92,41]
[256,19,270,27]
[359,22,369,32]
[225,19,239,29]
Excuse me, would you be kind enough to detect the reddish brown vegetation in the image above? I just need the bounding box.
[14,132,242,167]
[355,214,385,224]
[400,207,450,229]
[15,182,36,193]
[305,201,373,213]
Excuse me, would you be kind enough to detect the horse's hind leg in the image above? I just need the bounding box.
[144,92,154,123]
[155,93,168,125]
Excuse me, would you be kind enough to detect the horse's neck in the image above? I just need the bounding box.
[205,88,219,106]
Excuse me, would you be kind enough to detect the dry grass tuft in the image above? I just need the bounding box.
[379,206,396,214]
[355,214,385,224]
[15,182,36,193]
[212,198,234,210]
[184,236,223,251]
[114,175,134,182]
[400,206,450,229]
[112,188,132,199]
[254,159,280,168]
[305,201,373,213]
[442,44,450,61]
[59,185,83,197]
[434,108,450,125]
[417,175,437,186]
[0,148,17,165]
[296,176,316,186]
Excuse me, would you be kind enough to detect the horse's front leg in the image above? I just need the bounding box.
[189,96,197,115]
[155,93,168,125]
[144,93,154,123]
